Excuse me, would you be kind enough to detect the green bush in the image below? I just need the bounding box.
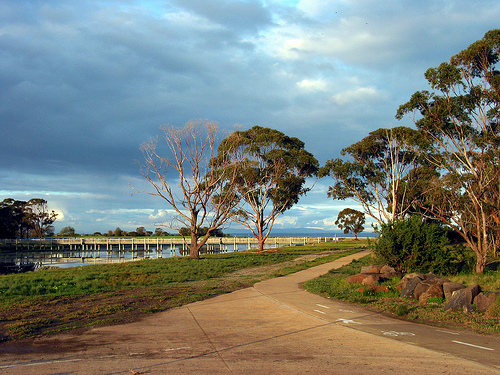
[373,216,472,274]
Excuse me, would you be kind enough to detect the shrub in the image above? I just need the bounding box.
[373,216,471,274]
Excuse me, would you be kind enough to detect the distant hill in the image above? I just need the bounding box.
[224,228,377,238]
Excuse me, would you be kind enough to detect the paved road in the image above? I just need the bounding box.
[1,250,499,374]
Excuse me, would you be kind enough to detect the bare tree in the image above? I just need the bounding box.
[135,120,243,259]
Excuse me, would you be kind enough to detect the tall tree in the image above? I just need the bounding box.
[215,126,319,251]
[319,127,427,226]
[0,198,28,238]
[396,29,500,273]
[136,120,244,259]
[58,226,76,237]
[335,208,365,240]
[23,198,58,239]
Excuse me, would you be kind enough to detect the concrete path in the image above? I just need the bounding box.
[1,250,499,374]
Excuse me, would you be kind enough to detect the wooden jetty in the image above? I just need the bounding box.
[0,236,339,253]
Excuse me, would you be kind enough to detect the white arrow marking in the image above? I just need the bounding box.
[337,318,362,324]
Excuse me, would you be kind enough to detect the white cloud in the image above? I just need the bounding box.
[297,78,328,91]
[331,87,384,105]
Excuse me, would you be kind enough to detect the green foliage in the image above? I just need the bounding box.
[335,208,365,239]
[59,226,76,237]
[319,127,430,226]
[373,216,472,274]
[215,125,319,250]
[396,29,500,273]
[0,198,28,238]
[23,198,58,239]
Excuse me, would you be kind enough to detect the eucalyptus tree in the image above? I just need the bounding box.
[136,120,244,259]
[0,198,28,238]
[396,29,500,273]
[214,126,319,251]
[335,208,365,240]
[319,126,427,227]
[23,198,58,239]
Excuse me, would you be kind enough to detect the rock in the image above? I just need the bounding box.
[346,273,369,284]
[397,273,425,291]
[444,284,481,311]
[361,265,381,274]
[442,282,466,301]
[380,265,396,273]
[474,292,500,313]
[485,293,500,318]
[415,276,450,300]
[424,273,450,283]
[361,274,383,286]
[419,284,444,304]
[380,265,402,279]
[400,276,424,299]
[414,281,431,300]
[463,304,476,313]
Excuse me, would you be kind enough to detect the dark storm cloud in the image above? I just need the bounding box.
[171,0,273,34]
[1,0,500,233]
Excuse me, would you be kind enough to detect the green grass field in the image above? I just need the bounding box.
[0,240,367,340]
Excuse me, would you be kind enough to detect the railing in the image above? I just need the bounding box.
[0,236,346,251]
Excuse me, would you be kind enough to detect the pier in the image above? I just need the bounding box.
[0,236,347,268]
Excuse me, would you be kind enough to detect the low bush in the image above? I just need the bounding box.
[373,216,473,274]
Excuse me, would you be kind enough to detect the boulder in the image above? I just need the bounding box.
[346,273,369,284]
[415,276,449,300]
[380,265,396,274]
[444,284,481,311]
[474,292,500,313]
[361,265,381,274]
[414,281,432,300]
[419,284,445,304]
[400,276,424,299]
[361,274,382,286]
[442,282,466,301]
[380,265,402,279]
[485,293,500,318]
[397,273,425,291]
[424,273,450,283]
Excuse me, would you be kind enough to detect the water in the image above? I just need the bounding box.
[1,241,293,269]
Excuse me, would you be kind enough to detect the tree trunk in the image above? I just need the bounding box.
[257,236,265,252]
[189,232,200,259]
[475,251,486,274]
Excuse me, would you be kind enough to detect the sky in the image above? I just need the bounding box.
[1,0,499,236]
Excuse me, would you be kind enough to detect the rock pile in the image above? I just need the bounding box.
[346,265,500,315]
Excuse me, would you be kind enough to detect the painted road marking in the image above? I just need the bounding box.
[316,304,330,309]
[314,309,326,314]
[382,331,415,337]
[164,346,191,352]
[435,329,459,335]
[337,318,361,324]
[339,309,355,313]
[452,341,495,351]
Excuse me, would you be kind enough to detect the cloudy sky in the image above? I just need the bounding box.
[1,0,499,235]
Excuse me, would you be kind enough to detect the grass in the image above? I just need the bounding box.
[0,240,367,340]
[303,254,500,335]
